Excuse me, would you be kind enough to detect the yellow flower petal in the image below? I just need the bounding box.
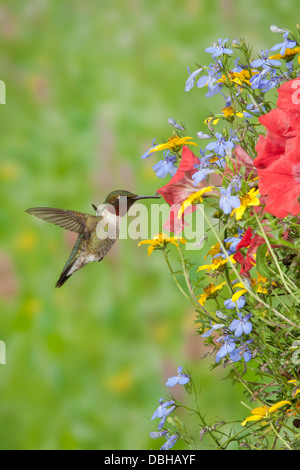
[197,255,235,272]
[148,136,197,155]
[233,282,246,289]
[268,400,291,414]
[178,187,214,218]
[147,245,155,257]
[232,205,246,220]
[204,242,221,259]
[138,239,152,246]
[241,414,265,426]
[241,405,268,426]
[198,294,207,306]
[231,289,247,302]
[241,401,291,427]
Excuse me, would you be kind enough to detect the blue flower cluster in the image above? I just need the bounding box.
[202,303,253,363]
[182,28,298,193]
[150,367,190,450]
[141,28,298,187]
[152,152,177,179]
[186,29,296,96]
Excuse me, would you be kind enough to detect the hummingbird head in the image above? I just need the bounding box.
[104,190,160,216]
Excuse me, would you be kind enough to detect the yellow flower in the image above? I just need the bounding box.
[241,400,291,426]
[148,136,197,155]
[288,379,300,398]
[232,274,277,301]
[251,273,277,294]
[204,107,243,126]
[231,188,260,220]
[269,46,300,61]
[204,116,220,126]
[198,282,226,306]
[222,106,244,119]
[138,233,186,256]
[204,242,222,260]
[217,69,257,87]
[178,187,214,218]
[197,255,236,272]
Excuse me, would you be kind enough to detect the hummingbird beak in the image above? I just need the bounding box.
[133,193,160,201]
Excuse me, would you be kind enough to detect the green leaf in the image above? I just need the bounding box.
[256,244,274,278]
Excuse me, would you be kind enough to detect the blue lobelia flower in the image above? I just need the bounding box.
[250,68,270,90]
[192,163,215,186]
[185,66,203,92]
[262,69,282,92]
[251,50,282,69]
[205,38,233,58]
[223,228,243,255]
[230,340,253,363]
[149,430,168,439]
[243,102,265,119]
[206,131,238,157]
[161,434,178,450]
[229,312,252,337]
[270,31,296,56]
[215,335,236,362]
[219,186,240,215]
[152,152,177,178]
[196,61,223,97]
[224,295,246,310]
[166,366,190,387]
[191,149,214,185]
[202,321,225,338]
[151,398,176,420]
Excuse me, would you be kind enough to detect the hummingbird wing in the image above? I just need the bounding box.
[26,207,99,237]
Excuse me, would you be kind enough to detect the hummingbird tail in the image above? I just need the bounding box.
[55,234,84,288]
[55,262,75,288]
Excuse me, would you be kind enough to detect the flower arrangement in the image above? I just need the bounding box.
[140,25,300,450]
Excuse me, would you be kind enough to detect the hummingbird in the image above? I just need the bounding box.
[26,190,160,288]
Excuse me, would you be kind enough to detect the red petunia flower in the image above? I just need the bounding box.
[254,108,292,169]
[254,79,300,217]
[277,78,300,129]
[257,136,300,218]
[157,146,220,233]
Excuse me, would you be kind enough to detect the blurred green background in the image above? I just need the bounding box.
[0,0,297,450]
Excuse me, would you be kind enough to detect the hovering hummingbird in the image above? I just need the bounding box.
[26,190,160,288]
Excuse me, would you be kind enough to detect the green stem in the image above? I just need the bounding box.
[254,212,300,303]
[176,245,216,320]
[270,422,292,451]
[162,249,194,306]
[232,365,263,403]
[190,380,222,448]
[177,244,197,303]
